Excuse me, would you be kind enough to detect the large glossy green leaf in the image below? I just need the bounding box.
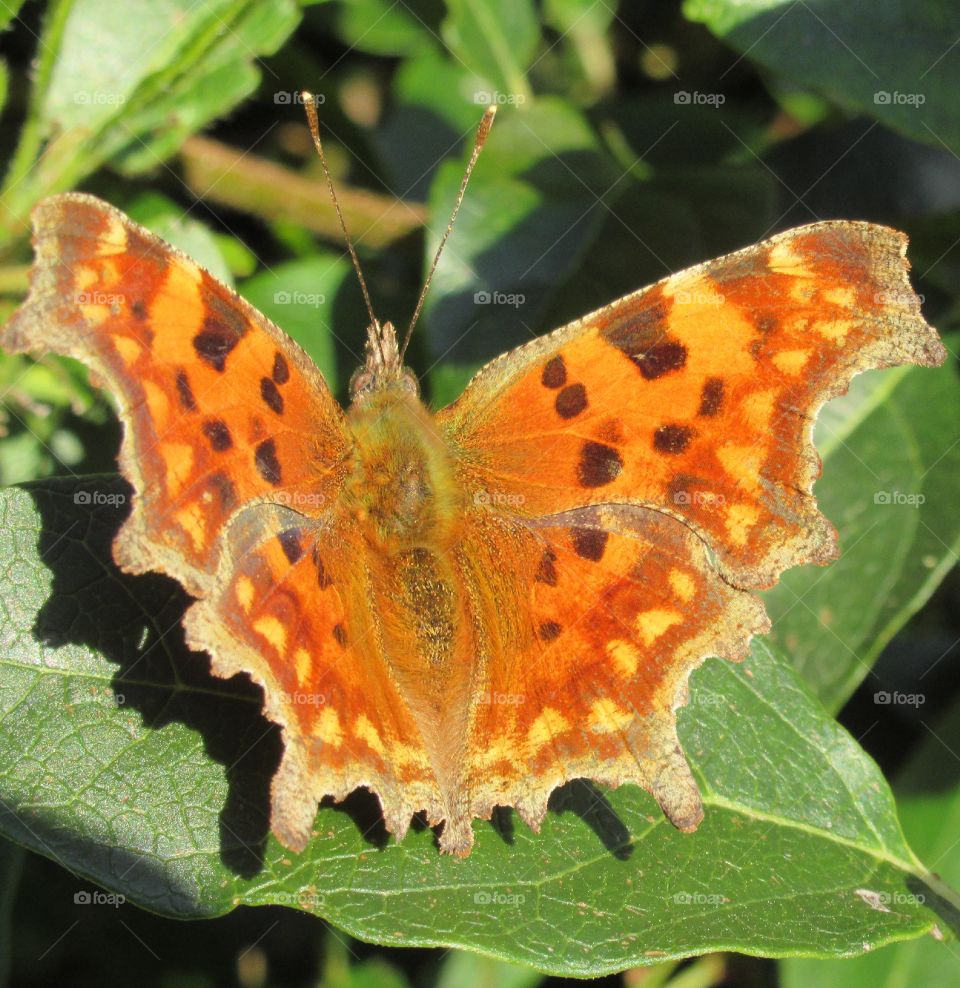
[0,478,952,975]
[685,0,960,155]
[327,0,441,57]
[441,0,537,100]
[783,696,960,986]
[0,0,301,242]
[240,255,351,386]
[421,98,618,402]
[763,341,960,712]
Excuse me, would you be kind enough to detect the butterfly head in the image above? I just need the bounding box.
[349,319,419,402]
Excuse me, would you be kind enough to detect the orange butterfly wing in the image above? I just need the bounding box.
[2,194,349,598]
[436,221,945,847]
[441,223,944,589]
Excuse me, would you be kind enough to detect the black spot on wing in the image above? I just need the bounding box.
[272,351,290,384]
[255,438,282,485]
[571,528,608,562]
[654,424,695,455]
[535,548,558,586]
[175,369,197,411]
[577,441,623,488]
[698,378,724,417]
[202,419,232,452]
[312,545,333,588]
[278,528,303,565]
[260,377,284,415]
[555,383,588,419]
[541,355,567,389]
[209,471,237,511]
[538,620,562,642]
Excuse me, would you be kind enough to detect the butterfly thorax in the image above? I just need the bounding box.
[343,383,464,555]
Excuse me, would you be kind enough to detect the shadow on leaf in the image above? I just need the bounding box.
[27,475,281,878]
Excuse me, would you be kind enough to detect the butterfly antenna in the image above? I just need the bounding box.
[400,106,497,361]
[302,91,383,358]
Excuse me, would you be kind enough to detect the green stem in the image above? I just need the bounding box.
[0,0,76,231]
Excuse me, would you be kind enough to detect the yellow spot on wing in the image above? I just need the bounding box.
[294,647,312,684]
[668,569,695,602]
[635,609,683,645]
[236,576,254,612]
[477,736,515,768]
[114,335,141,366]
[142,379,170,430]
[717,442,763,489]
[526,707,570,750]
[725,504,761,547]
[355,714,385,755]
[768,241,805,272]
[160,441,195,498]
[101,214,128,252]
[316,706,343,747]
[823,286,855,308]
[607,638,641,677]
[253,615,288,654]
[175,503,207,551]
[74,265,99,291]
[817,318,856,342]
[742,389,777,430]
[391,741,428,770]
[589,697,633,733]
[772,349,810,375]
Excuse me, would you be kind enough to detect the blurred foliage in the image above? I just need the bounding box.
[0,1,958,986]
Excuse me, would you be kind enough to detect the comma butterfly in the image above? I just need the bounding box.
[1,105,946,856]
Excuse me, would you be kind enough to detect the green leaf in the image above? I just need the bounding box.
[0,0,301,242]
[782,696,960,986]
[684,0,960,155]
[441,0,537,99]
[763,339,960,712]
[543,0,616,97]
[0,0,25,32]
[421,98,618,402]
[375,53,493,198]
[0,478,952,975]
[239,255,351,386]
[436,951,543,988]
[328,0,441,57]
